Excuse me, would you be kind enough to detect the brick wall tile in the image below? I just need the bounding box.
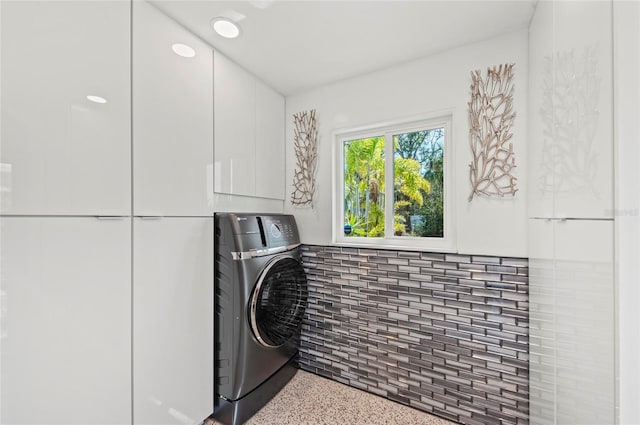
[299,245,529,425]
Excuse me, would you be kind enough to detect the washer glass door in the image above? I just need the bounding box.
[249,256,307,348]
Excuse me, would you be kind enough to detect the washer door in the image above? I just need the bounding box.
[249,256,308,348]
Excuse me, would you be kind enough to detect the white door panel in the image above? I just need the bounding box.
[133,217,214,425]
[213,51,256,197]
[133,1,214,216]
[255,81,285,200]
[528,219,614,425]
[554,220,614,425]
[0,217,131,425]
[0,1,131,215]
[527,0,554,219]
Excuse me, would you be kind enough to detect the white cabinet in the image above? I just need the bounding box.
[1,3,216,425]
[528,2,615,424]
[133,1,214,216]
[528,0,613,219]
[0,1,131,216]
[614,2,640,422]
[528,219,614,425]
[214,51,285,200]
[133,5,214,424]
[527,0,554,219]
[552,1,613,219]
[133,218,214,425]
[0,217,131,425]
[213,51,256,196]
[255,81,286,200]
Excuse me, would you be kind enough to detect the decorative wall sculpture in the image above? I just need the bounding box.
[468,63,518,201]
[291,109,318,206]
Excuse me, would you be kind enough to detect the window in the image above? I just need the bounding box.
[334,115,454,251]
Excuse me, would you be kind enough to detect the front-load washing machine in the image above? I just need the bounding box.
[213,213,307,425]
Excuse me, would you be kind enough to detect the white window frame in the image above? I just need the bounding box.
[332,112,456,252]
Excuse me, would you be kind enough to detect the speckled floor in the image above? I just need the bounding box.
[206,370,457,425]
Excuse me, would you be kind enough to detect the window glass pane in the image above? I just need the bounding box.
[393,128,444,238]
[343,136,385,237]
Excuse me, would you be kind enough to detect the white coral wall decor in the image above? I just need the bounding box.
[291,109,318,206]
[468,63,518,202]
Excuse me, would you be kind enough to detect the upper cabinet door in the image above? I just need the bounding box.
[528,1,613,220]
[0,1,131,216]
[255,81,285,200]
[133,1,214,216]
[213,51,286,200]
[551,1,613,219]
[213,51,256,197]
[527,0,555,219]
[0,217,131,425]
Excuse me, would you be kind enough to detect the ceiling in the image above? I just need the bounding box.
[151,0,537,96]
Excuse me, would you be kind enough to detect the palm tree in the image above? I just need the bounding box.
[343,136,432,237]
[393,156,431,235]
[395,129,444,237]
[343,137,385,236]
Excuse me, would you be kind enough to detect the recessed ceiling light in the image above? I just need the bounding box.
[171,43,196,58]
[87,95,107,104]
[211,17,240,39]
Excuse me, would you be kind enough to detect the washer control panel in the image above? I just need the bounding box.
[270,223,282,239]
[221,213,300,251]
[262,215,299,248]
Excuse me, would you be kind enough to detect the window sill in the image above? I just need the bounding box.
[331,238,457,254]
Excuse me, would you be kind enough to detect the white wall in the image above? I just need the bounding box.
[285,30,528,257]
[614,1,640,423]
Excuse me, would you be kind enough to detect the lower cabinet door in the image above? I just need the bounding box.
[133,217,214,425]
[553,219,614,425]
[528,219,614,425]
[0,217,131,425]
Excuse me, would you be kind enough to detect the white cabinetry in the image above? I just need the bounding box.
[0,2,133,423]
[0,217,131,425]
[528,0,613,220]
[255,81,286,200]
[132,4,214,424]
[214,51,285,200]
[213,52,256,196]
[133,218,214,425]
[0,1,131,216]
[1,3,216,425]
[527,0,554,219]
[529,219,614,424]
[614,2,640,422]
[528,2,615,424]
[133,1,214,216]
[552,1,613,219]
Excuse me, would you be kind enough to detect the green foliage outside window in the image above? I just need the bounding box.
[343,137,386,237]
[343,129,444,238]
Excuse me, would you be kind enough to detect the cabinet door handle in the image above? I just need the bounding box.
[530,216,568,222]
[139,216,163,220]
[96,216,126,220]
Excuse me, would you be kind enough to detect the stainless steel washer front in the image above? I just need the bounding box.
[214,213,307,425]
